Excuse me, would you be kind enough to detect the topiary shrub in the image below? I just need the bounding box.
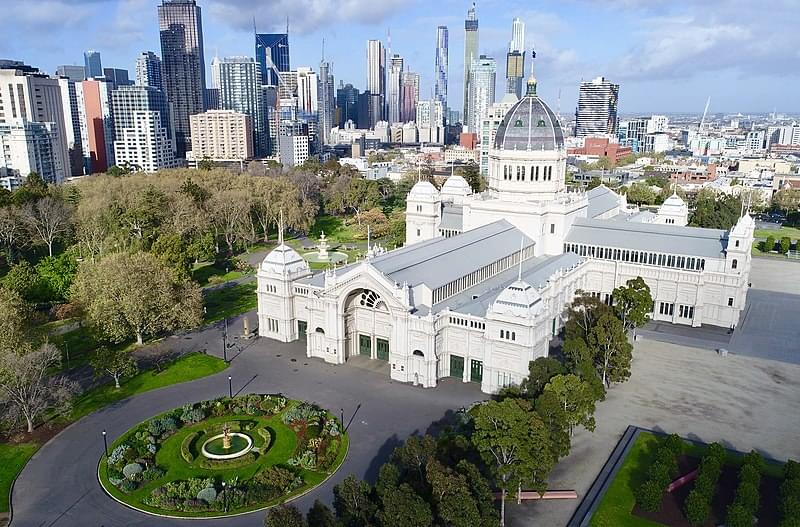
[726,502,753,527]
[636,479,664,512]
[685,489,712,525]
[123,463,144,480]
[197,486,217,504]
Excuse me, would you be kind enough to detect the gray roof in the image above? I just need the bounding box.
[586,185,621,219]
[370,220,533,290]
[493,94,564,151]
[440,204,464,231]
[565,217,728,258]
[299,220,534,293]
[435,252,584,316]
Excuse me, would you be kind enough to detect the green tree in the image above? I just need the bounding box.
[764,235,776,252]
[612,277,654,336]
[426,459,481,527]
[2,261,43,302]
[520,357,565,398]
[90,346,138,388]
[22,195,71,256]
[12,172,48,204]
[197,157,217,171]
[72,252,203,345]
[534,390,571,460]
[35,252,78,301]
[333,475,376,527]
[456,163,485,193]
[151,234,193,279]
[375,463,401,498]
[772,189,800,213]
[542,374,598,436]
[264,504,307,527]
[306,500,336,527]
[780,236,791,254]
[586,177,602,190]
[589,313,633,387]
[378,483,433,527]
[689,188,742,229]
[625,182,658,205]
[455,460,500,526]
[470,398,554,526]
[0,205,26,264]
[391,435,437,486]
[0,287,31,355]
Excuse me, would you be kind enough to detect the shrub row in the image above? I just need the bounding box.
[726,450,764,527]
[635,434,684,512]
[780,459,800,527]
[684,442,726,526]
[181,432,198,464]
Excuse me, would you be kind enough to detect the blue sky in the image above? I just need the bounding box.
[2,0,799,114]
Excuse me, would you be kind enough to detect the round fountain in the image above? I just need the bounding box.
[303,231,348,264]
[201,423,253,460]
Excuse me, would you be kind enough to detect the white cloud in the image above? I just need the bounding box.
[5,0,96,28]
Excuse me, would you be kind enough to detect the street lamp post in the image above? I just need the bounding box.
[228,375,233,398]
[221,481,227,512]
[102,430,108,457]
[340,408,344,429]
[222,318,228,362]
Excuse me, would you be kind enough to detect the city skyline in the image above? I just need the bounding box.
[2,0,797,115]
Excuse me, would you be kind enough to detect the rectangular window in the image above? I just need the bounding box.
[550,224,555,234]
[728,297,734,307]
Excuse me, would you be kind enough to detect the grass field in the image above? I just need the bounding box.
[192,262,250,287]
[48,325,132,372]
[0,443,38,513]
[69,353,228,421]
[203,282,257,323]
[308,215,359,243]
[754,226,800,241]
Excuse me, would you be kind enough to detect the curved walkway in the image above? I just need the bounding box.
[11,313,482,527]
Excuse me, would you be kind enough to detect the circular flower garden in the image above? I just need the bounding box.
[98,394,348,518]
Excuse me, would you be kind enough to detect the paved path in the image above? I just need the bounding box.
[11,314,483,527]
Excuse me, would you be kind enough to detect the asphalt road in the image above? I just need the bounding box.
[11,316,483,527]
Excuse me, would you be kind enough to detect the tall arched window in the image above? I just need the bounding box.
[732,259,738,270]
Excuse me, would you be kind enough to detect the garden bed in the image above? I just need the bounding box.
[98,395,348,518]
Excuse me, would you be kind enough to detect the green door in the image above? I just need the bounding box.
[470,360,483,383]
[450,355,464,379]
[376,338,389,361]
[359,334,372,357]
[298,321,307,338]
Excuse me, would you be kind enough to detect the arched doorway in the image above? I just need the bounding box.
[343,288,391,361]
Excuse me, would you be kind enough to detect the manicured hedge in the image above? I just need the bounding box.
[634,434,683,512]
[725,450,764,527]
[780,459,800,527]
[684,442,725,526]
[181,432,198,464]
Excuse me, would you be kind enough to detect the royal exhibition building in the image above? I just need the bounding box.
[257,74,755,395]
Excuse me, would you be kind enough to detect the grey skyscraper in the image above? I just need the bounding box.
[506,18,526,98]
[136,51,163,90]
[467,55,496,133]
[434,26,448,124]
[388,54,403,124]
[56,65,86,82]
[574,76,619,137]
[336,83,359,127]
[214,57,267,157]
[104,68,131,89]
[318,60,335,145]
[366,40,386,127]
[158,0,206,158]
[463,3,478,128]
[84,50,103,78]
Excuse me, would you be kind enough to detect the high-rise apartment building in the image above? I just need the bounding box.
[434,26,448,122]
[158,0,206,158]
[296,67,318,114]
[366,40,386,127]
[574,76,619,137]
[467,55,496,133]
[0,120,62,184]
[388,54,403,125]
[189,110,253,161]
[57,77,84,176]
[0,61,70,183]
[111,85,178,172]
[336,83,359,127]
[318,61,335,145]
[56,65,85,82]
[479,93,518,176]
[214,56,267,157]
[75,79,115,173]
[506,18,525,98]
[463,3,478,127]
[136,51,163,90]
[417,99,445,143]
[255,33,290,86]
[401,71,420,123]
[84,50,103,79]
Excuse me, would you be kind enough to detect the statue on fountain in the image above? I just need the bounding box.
[317,231,329,260]
[222,423,232,450]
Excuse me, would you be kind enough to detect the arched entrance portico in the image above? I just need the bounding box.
[343,288,393,363]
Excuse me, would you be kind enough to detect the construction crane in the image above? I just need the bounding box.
[699,96,711,132]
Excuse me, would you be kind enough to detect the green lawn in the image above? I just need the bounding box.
[590,432,787,526]
[48,325,133,372]
[192,262,249,287]
[69,353,228,421]
[754,226,800,241]
[0,443,38,513]
[203,282,257,323]
[309,215,359,243]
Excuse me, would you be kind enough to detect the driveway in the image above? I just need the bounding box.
[11,314,483,527]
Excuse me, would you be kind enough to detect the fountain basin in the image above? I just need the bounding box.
[303,251,349,264]
[200,432,253,460]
